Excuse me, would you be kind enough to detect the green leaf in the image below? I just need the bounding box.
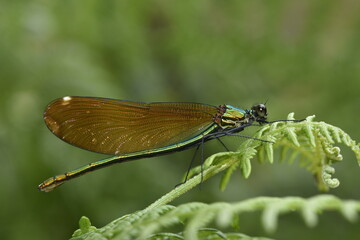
[71,196,360,240]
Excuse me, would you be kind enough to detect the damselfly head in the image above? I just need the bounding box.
[251,104,267,121]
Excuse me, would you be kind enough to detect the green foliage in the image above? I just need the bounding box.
[73,216,98,237]
[187,113,360,192]
[148,229,275,240]
[71,195,360,240]
[70,117,360,239]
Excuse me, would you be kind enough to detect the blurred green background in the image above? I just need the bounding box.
[1,0,359,239]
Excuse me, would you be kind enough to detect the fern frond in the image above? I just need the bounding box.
[187,113,359,192]
[70,195,360,240]
[147,228,275,240]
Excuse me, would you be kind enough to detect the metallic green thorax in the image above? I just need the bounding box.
[214,104,268,129]
[215,105,248,128]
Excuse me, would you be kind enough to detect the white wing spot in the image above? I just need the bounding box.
[62,96,72,105]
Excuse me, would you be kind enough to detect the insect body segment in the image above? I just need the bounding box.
[218,105,246,128]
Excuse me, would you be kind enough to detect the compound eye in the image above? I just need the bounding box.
[252,104,267,117]
[260,104,267,116]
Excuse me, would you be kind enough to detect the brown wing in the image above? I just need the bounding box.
[44,96,218,155]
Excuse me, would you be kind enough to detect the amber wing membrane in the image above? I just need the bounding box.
[44,97,218,155]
